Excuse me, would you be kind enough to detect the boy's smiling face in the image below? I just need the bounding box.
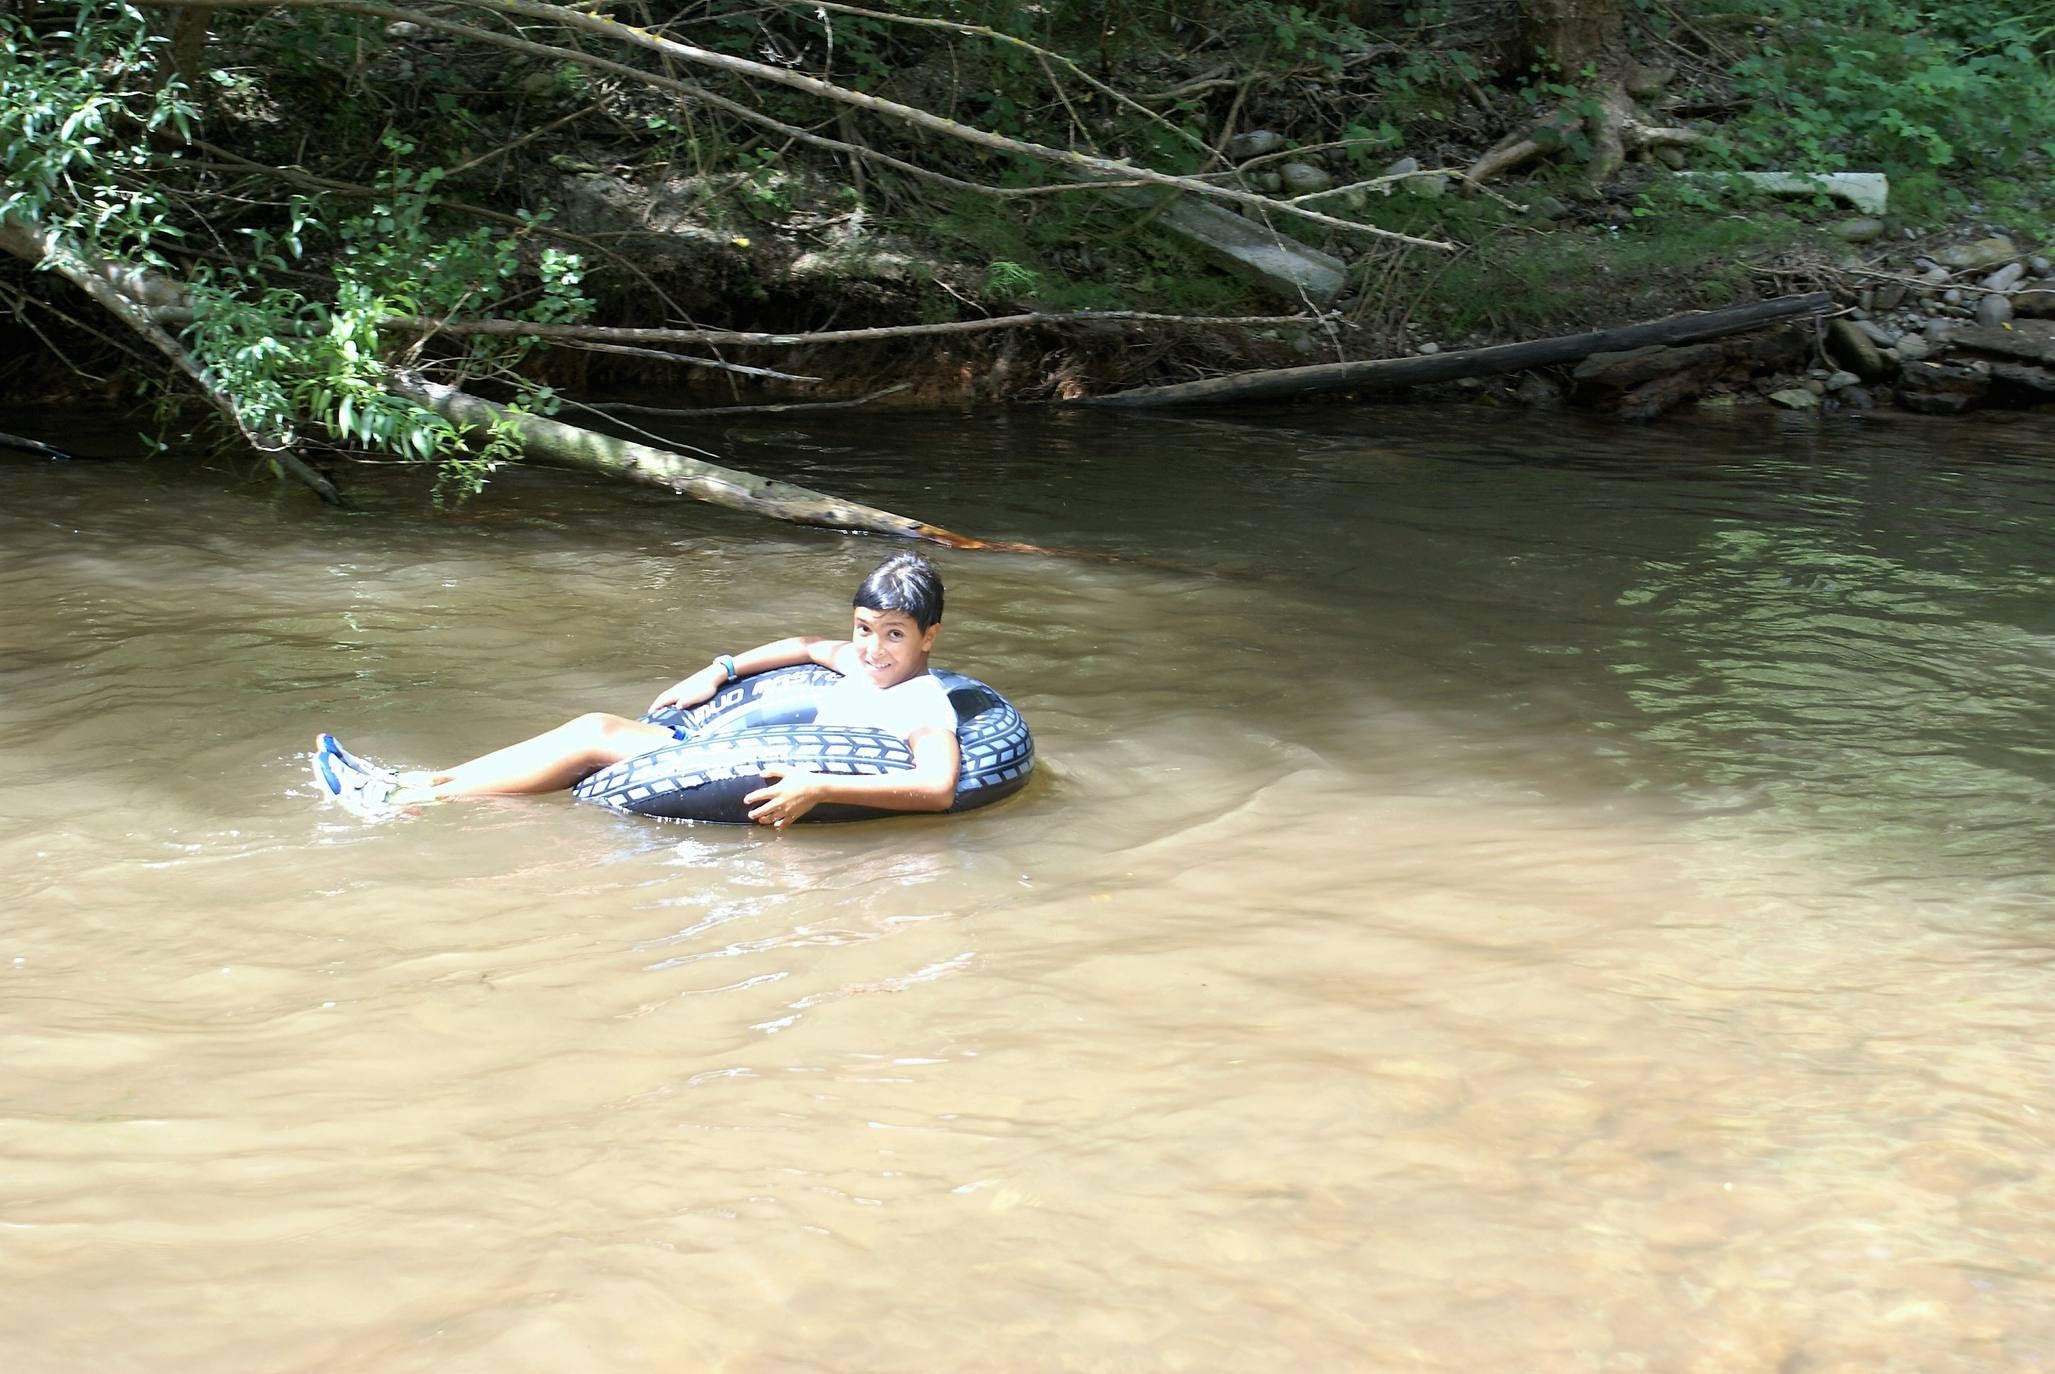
[850,606,938,687]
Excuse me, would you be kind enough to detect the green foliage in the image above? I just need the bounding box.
[1399,189,1817,339]
[1355,6,1488,133]
[984,259,1041,297]
[1335,120,1405,170]
[180,174,588,501]
[243,12,400,153]
[1709,0,2055,179]
[0,3,192,262]
[1,4,589,500]
[737,147,790,215]
[1260,4,1368,74]
[18,0,2048,462]
[679,0,1419,164]
[926,188,1256,313]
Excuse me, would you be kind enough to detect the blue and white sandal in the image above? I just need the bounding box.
[311,733,405,820]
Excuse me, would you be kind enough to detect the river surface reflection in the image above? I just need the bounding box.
[1,404,2050,1372]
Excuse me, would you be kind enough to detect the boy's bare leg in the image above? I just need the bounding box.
[392,713,677,802]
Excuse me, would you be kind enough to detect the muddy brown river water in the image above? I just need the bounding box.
[1,404,2050,1372]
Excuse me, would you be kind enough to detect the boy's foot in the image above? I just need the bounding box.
[311,733,406,820]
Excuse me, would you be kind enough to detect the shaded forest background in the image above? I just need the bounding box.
[3,0,2052,501]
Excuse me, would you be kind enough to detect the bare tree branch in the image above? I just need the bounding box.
[1083,292,1834,408]
[369,309,1342,348]
[387,369,986,544]
[588,382,912,418]
[181,138,698,323]
[169,5,1131,204]
[0,210,1029,539]
[554,338,822,381]
[133,0,1455,249]
[774,0,1209,158]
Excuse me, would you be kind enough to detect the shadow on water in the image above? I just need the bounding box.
[690,402,2055,880]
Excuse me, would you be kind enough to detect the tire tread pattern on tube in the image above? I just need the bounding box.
[571,664,1033,824]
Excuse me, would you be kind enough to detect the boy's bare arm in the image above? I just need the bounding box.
[648,635,851,713]
[743,729,962,827]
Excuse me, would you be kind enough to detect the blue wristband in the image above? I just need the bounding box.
[715,654,738,682]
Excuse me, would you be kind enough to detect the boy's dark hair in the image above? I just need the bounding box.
[854,552,945,631]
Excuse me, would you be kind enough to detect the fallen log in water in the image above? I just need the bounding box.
[1078,292,1835,409]
[0,432,73,461]
[387,373,987,546]
[2,213,1002,542]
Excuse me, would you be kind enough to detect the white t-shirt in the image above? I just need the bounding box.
[811,670,956,742]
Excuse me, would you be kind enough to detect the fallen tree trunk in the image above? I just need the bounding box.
[353,309,1337,349]
[4,214,995,542]
[0,431,73,461]
[1079,292,1834,409]
[387,374,983,545]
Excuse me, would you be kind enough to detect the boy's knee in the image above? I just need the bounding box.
[566,711,630,741]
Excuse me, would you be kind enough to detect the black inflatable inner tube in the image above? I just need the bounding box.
[571,663,1034,824]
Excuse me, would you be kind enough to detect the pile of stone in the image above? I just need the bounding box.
[1824,236,2055,414]
[1566,235,2055,420]
[1222,132,1453,206]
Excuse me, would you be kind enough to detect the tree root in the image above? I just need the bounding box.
[1463,84,1703,192]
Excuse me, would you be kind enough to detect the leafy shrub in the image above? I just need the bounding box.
[1712,0,2055,176]
[2,4,589,498]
